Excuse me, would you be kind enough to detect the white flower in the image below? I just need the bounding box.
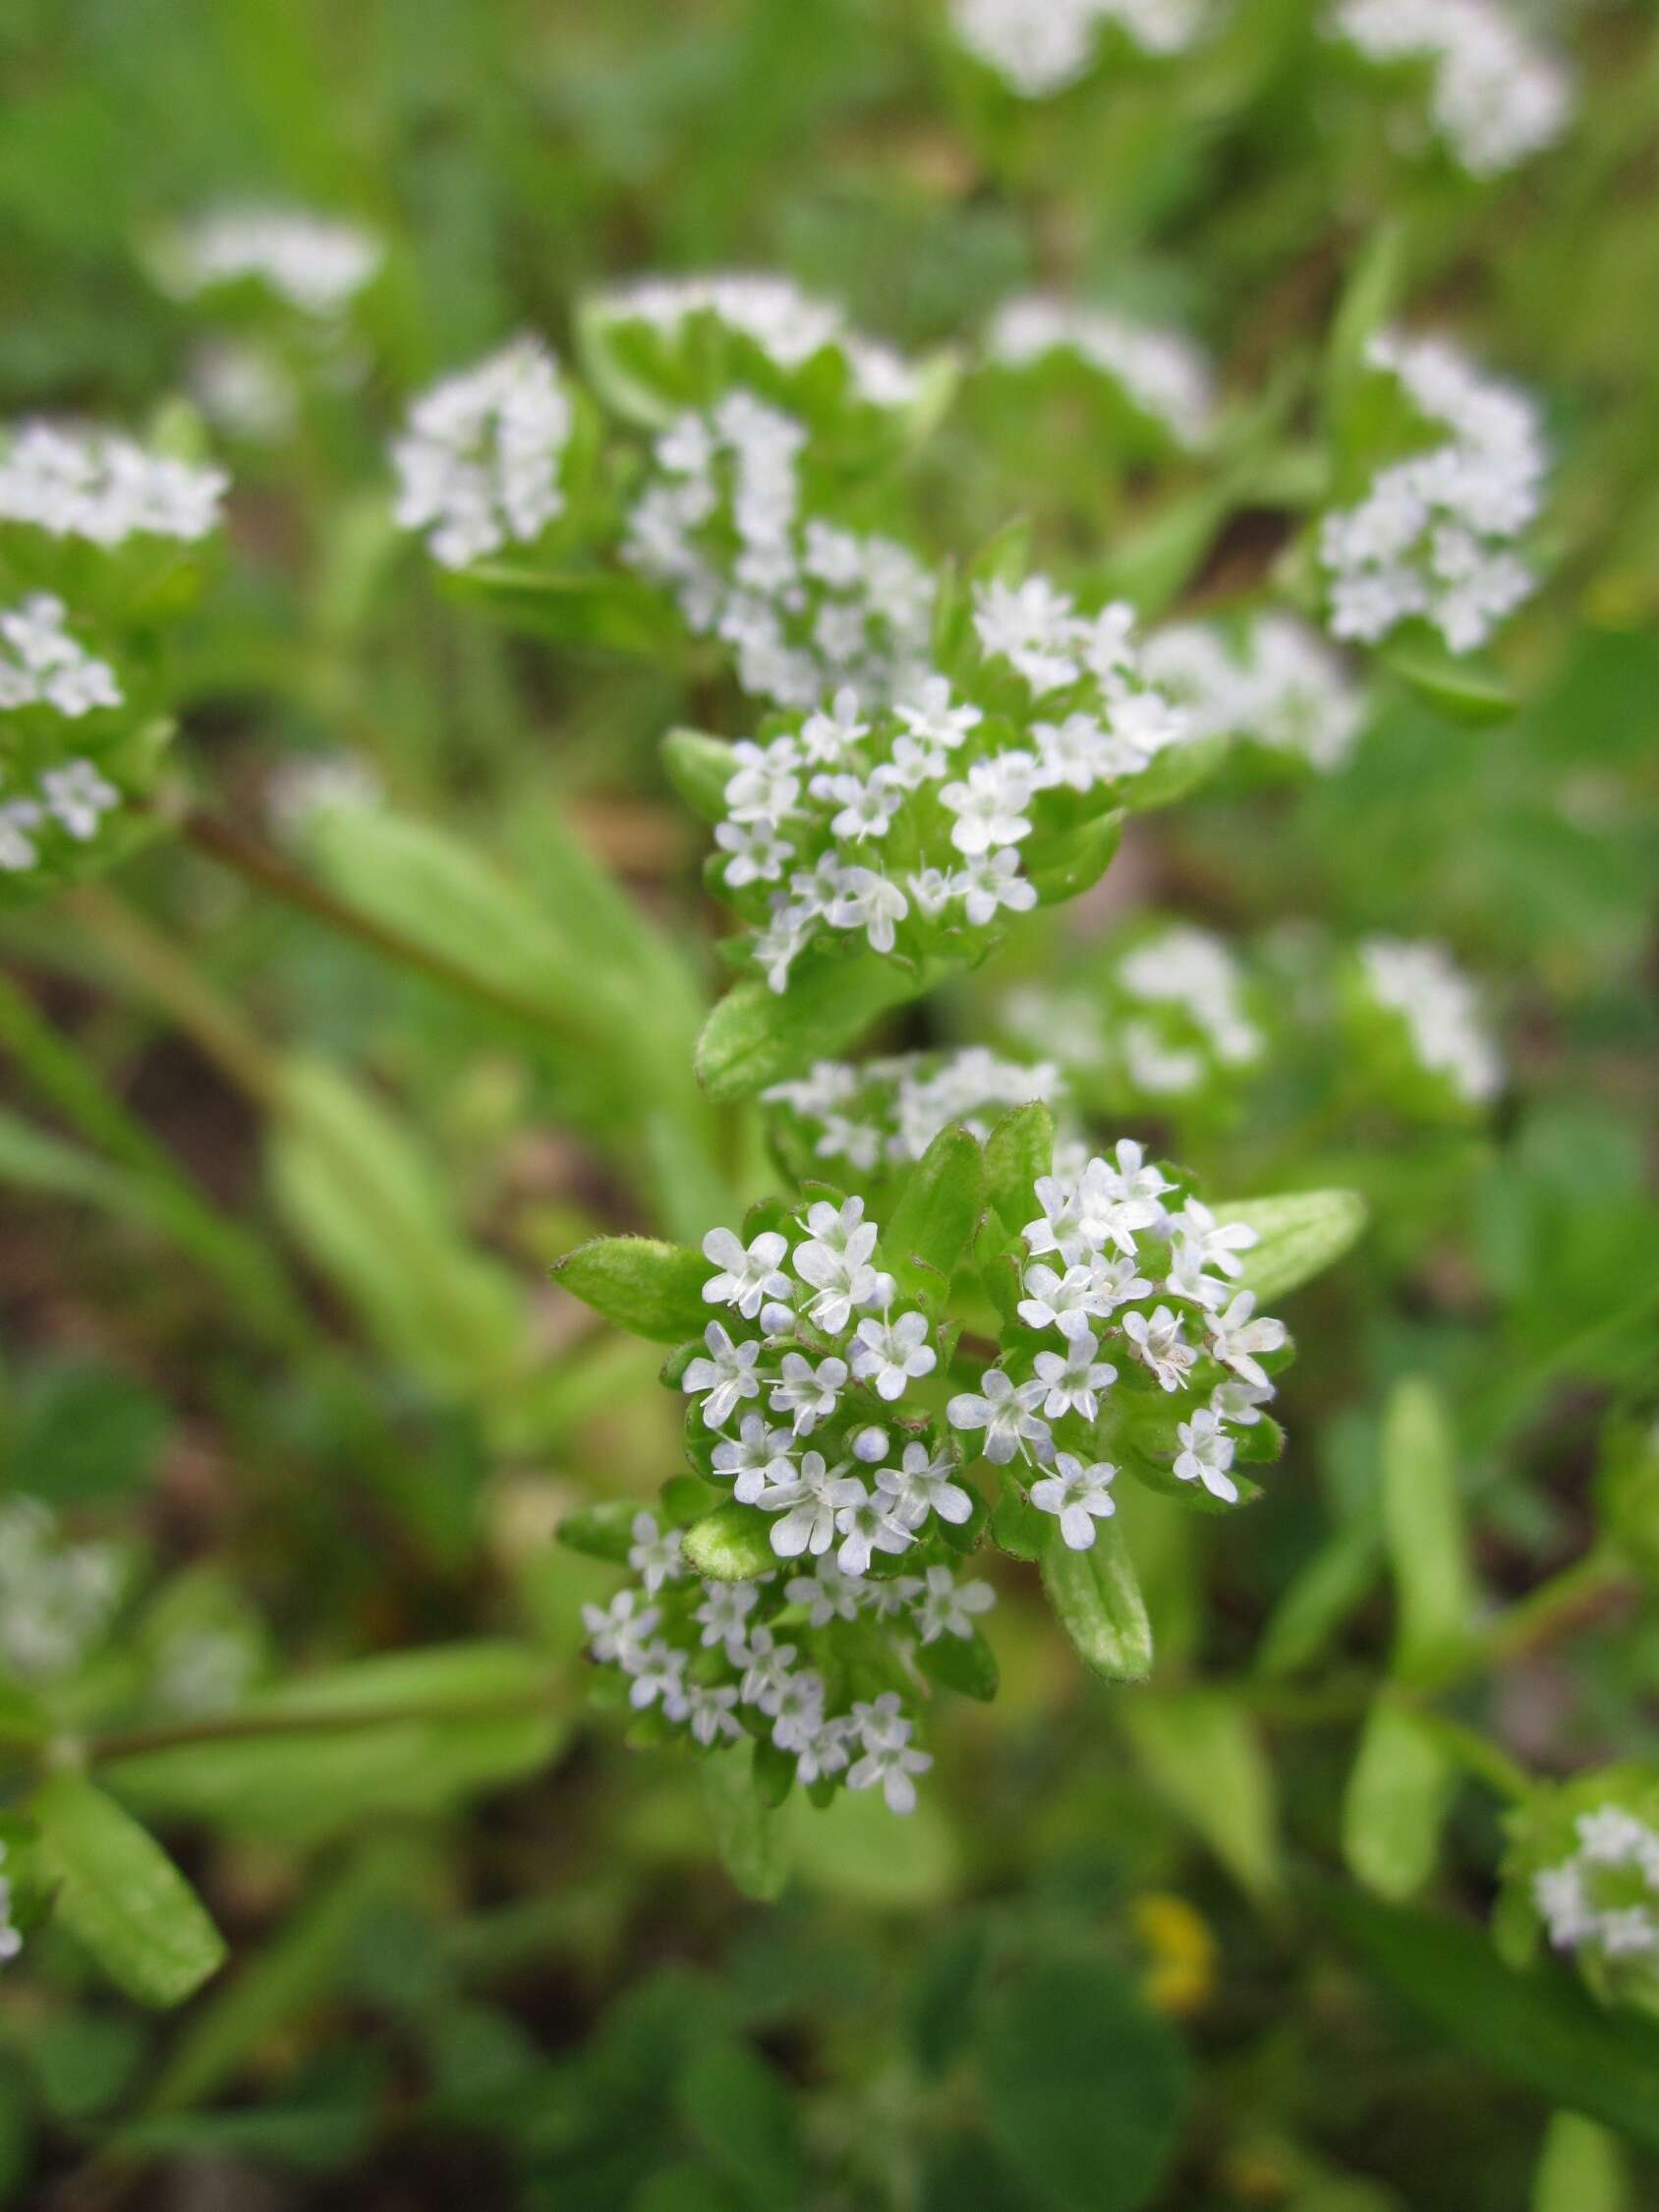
[391,337,572,568]
[849,1309,937,1401]
[625,1639,687,1711]
[682,1321,764,1427]
[627,1511,686,1595]
[0,423,228,548]
[768,1351,849,1436]
[694,1580,760,1658]
[1030,1452,1118,1548]
[941,756,1037,856]
[1360,936,1502,1104]
[827,864,908,954]
[1206,1293,1287,1389]
[1170,1197,1257,1279]
[957,846,1038,926]
[1173,1409,1239,1503]
[711,1415,798,1502]
[739,1626,798,1710]
[826,773,903,842]
[39,760,121,841]
[847,1732,933,1815]
[894,675,981,750]
[793,1206,887,1332]
[1031,1332,1117,1421]
[876,1441,974,1529]
[1017,1261,1100,1338]
[701,1226,792,1319]
[833,1487,915,1575]
[157,203,381,315]
[1086,1250,1155,1312]
[1121,1305,1196,1392]
[771,1666,828,1751]
[0,597,123,719]
[581,1589,660,1664]
[851,1424,890,1464]
[915,1564,997,1644]
[1328,0,1571,177]
[947,1368,1053,1464]
[795,1716,855,1784]
[985,292,1215,445]
[760,1449,865,1557]
[800,687,870,761]
[1211,1378,1274,1427]
[680,1681,742,1746]
[715,818,793,886]
[785,1558,868,1625]
[1023,1172,1089,1264]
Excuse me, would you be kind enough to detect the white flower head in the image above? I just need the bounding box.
[1030,1452,1118,1548]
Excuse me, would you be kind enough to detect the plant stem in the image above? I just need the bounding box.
[180,806,571,1038]
[84,1681,566,1766]
[1411,1708,1532,1804]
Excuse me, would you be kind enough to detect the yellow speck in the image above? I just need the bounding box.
[1132,1890,1217,2016]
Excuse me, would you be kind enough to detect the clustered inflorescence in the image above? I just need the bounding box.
[0,595,126,879]
[1328,0,1572,177]
[580,1146,1291,1813]
[0,1499,123,1683]
[621,390,935,711]
[983,294,1216,450]
[155,203,383,318]
[708,579,1188,995]
[1532,1806,1659,1966]
[763,1047,1068,1176]
[949,0,1207,98]
[1318,330,1546,654]
[1358,936,1502,1105]
[0,423,228,549]
[1143,613,1367,772]
[390,337,575,569]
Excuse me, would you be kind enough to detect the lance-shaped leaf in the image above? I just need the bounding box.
[916,1629,1000,1704]
[556,1499,641,1564]
[1343,1698,1459,1900]
[1040,1519,1153,1683]
[1533,2114,1631,2212]
[699,1747,792,1903]
[695,957,927,1103]
[33,1774,226,2008]
[554,1235,711,1342]
[985,1101,1054,1241]
[1212,1189,1366,1302]
[1119,1690,1282,1900]
[884,1123,984,1304]
[1381,1378,1477,1680]
[661,728,735,823]
[1025,809,1123,905]
[1383,636,1516,727]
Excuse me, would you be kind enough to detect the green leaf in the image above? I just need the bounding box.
[695,957,924,1103]
[557,1499,641,1563]
[662,728,736,823]
[1532,2114,1630,2212]
[1256,1517,1382,1679]
[1343,1700,1459,1900]
[698,1748,791,1903]
[985,1102,1054,1240]
[446,562,677,655]
[977,1957,1191,2212]
[1040,1520,1153,1683]
[1025,808,1123,904]
[1212,1189,1367,1303]
[1383,636,1516,726]
[884,1123,985,1302]
[32,1774,226,2008]
[682,1502,777,1583]
[916,1629,1000,1703]
[554,1235,711,1343]
[676,2041,805,2206]
[1380,1378,1476,1680]
[1118,1691,1281,1900]
[1327,1889,1659,2151]
[1323,220,1406,439]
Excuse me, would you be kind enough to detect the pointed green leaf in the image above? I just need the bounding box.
[662,728,736,824]
[695,958,923,1102]
[698,1749,791,1902]
[1212,1189,1366,1302]
[916,1629,1000,1703]
[1119,1691,1282,1900]
[1040,1520,1153,1682]
[1343,1699,1459,1900]
[1381,1378,1476,1679]
[1025,809,1123,903]
[1383,636,1516,726]
[885,1123,985,1302]
[683,1501,776,1583]
[33,1774,226,2008]
[985,1101,1055,1241]
[557,1499,640,1563]
[1533,2114,1630,2212]
[554,1235,711,1342]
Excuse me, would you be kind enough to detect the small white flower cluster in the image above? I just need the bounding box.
[151,1624,258,1717]
[591,272,923,412]
[0,759,123,877]
[1143,613,1366,771]
[947,1142,1287,1529]
[622,390,934,711]
[1318,329,1547,654]
[1001,924,1262,1103]
[391,337,574,569]
[0,595,122,719]
[0,1843,20,1965]
[0,1499,122,1681]
[266,751,384,843]
[1533,1806,1659,1964]
[583,1505,994,1815]
[0,423,228,548]
[763,1047,1067,1174]
[190,339,299,443]
[713,579,1186,995]
[950,0,1206,97]
[1359,936,1502,1104]
[984,294,1216,449]
[1329,0,1572,176]
[156,204,382,316]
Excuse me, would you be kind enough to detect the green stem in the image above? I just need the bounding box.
[83,1682,565,1766]
[1410,1709,1532,1804]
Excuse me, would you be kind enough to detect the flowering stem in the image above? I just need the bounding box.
[180,807,571,1039]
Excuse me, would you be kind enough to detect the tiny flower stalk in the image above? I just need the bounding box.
[556,1093,1365,1822]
